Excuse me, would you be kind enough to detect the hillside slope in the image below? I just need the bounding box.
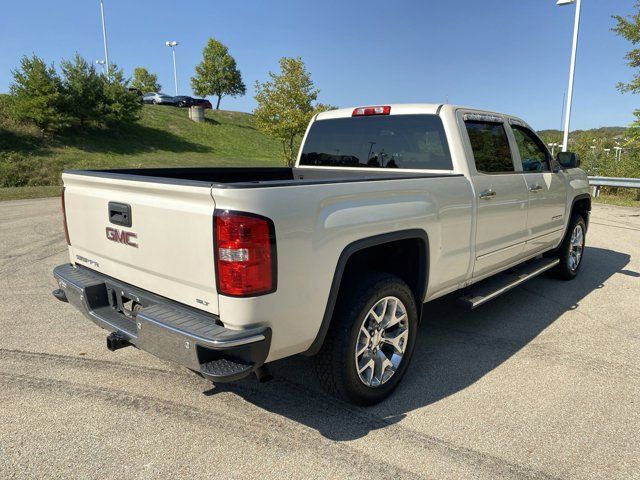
[0,105,282,187]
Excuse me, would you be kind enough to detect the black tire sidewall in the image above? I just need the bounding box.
[339,275,418,405]
[557,214,586,279]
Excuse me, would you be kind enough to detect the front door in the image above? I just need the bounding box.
[509,124,567,253]
[463,117,530,278]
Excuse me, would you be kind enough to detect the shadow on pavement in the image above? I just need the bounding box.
[210,246,630,441]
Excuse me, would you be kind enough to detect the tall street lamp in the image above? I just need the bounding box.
[99,0,110,75]
[165,41,179,96]
[95,60,106,75]
[557,0,582,152]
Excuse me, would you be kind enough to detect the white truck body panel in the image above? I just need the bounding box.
[58,103,591,366]
[63,173,219,315]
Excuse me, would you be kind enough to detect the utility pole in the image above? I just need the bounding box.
[557,0,582,152]
[165,41,179,96]
[99,0,110,75]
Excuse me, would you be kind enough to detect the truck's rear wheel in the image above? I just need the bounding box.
[314,273,418,405]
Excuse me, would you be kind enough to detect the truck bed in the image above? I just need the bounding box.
[64,166,459,188]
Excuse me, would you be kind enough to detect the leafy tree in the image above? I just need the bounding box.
[613,5,640,94]
[254,57,334,166]
[60,54,104,127]
[98,66,142,127]
[613,4,640,149]
[131,67,161,93]
[191,38,246,110]
[9,55,67,134]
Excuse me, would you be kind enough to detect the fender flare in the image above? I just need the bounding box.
[302,229,429,356]
[569,193,592,230]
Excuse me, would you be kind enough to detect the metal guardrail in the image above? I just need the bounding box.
[588,176,640,197]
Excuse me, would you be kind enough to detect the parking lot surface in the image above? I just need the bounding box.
[0,198,638,479]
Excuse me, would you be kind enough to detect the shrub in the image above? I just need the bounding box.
[9,55,68,134]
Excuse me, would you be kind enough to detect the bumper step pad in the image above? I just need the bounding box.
[200,358,253,382]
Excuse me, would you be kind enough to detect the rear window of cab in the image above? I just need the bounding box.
[299,114,453,170]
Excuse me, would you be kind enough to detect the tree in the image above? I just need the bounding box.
[613,4,640,94]
[131,67,161,93]
[98,66,142,127]
[9,55,67,134]
[191,38,246,110]
[60,54,104,127]
[613,3,640,154]
[254,57,333,166]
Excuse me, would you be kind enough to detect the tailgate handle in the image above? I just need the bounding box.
[108,202,132,227]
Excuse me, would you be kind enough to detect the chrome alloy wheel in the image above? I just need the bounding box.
[354,296,409,387]
[568,224,584,271]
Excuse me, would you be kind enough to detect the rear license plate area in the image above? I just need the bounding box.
[105,283,144,318]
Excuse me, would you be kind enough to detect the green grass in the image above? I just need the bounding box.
[0,185,62,201]
[593,194,640,208]
[0,104,283,199]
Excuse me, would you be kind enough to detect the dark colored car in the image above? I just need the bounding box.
[174,96,195,108]
[193,98,213,109]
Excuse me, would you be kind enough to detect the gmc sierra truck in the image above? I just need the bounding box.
[52,104,590,405]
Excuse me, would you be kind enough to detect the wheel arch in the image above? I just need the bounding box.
[570,193,591,230]
[303,229,429,356]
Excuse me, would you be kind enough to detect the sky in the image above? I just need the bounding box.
[0,0,637,131]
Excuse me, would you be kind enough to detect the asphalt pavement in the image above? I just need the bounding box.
[0,198,638,479]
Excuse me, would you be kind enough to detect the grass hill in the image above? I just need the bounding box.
[0,103,282,199]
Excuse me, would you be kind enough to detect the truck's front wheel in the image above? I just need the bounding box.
[314,273,418,405]
[550,213,587,280]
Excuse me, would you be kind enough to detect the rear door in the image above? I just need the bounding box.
[508,123,567,253]
[63,172,218,314]
[461,114,530,278]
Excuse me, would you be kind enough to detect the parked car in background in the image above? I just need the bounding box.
[193,98,213,109]
[142,92,177,105]
[174,96,195,108]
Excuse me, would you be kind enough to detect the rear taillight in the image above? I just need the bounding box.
[215,211,276,297]
[352,105,391,116]
[61,187,71,245]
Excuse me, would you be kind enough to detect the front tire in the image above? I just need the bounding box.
[551,214,586,280]
[313,273,418,405]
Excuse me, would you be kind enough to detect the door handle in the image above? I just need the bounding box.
[479,189,496,200]
[529,185,543,192]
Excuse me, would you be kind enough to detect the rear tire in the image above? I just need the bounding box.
[313,272,418,406]
[550,214,586,280]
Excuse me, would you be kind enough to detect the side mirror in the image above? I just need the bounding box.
[556,151,580,169]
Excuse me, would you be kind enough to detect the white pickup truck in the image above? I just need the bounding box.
[53,104,590,405]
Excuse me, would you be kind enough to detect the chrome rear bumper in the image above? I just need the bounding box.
[53,264,270,382]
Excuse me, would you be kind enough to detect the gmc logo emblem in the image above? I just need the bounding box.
[106,227,138,248]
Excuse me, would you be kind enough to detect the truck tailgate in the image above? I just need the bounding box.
[62,172,218,315]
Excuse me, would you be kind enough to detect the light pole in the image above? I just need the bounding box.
[557,0,582,152]
[165,41,179,96]
[548,142,559,156]
[95,60,106,75]
[99,0,110,75]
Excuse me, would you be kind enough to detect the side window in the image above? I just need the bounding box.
[464,121,514,173]
[511,126,550,172]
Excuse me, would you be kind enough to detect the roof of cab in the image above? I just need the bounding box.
[313,103,530,128]
[315,103,443,120]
